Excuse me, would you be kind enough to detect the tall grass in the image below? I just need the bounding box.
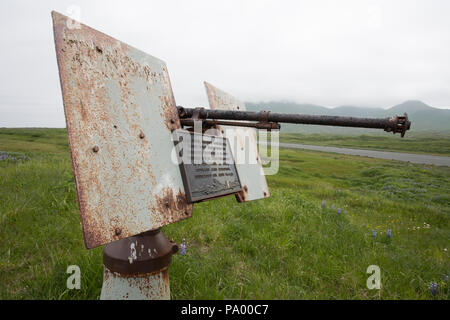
[0,129,448,299]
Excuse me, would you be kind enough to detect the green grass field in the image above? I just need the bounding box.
[280,132,450,156]
[0,128,449,299]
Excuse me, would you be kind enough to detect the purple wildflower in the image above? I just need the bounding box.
[372,230,377,238]
[386,229,392,238]
[337,209,341,215]
[322,200,326,209]
[179,238,186,256]
[429,282,438,296]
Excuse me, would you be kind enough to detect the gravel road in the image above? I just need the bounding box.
[260,142,450,167]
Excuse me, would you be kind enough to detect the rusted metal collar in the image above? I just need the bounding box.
[103,229,178,275]
[384,113,411,137]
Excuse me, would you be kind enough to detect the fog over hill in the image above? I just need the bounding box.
[246,100,450,134]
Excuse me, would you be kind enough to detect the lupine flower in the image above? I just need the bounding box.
[331,204,335,209]
[443,274,449,282]
[322,200,326,209]
[429,282,438,296]
[0,152,28,162]
[337,209,341,215]
[179,238,186,256]
[372,230,377,238]
[386,229,392,238]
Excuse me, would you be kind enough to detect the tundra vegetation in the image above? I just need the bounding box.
[0,128,448,299]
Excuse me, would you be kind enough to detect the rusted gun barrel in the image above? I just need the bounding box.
[177,107,411,137]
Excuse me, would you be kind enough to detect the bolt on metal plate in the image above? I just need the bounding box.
[204,82,270,202]
[52,11,192,249]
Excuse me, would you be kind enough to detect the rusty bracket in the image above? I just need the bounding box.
[258,110,270,123]
[256,110,279,131]
[181,107,213,133]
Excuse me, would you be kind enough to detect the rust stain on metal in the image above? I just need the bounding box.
[162,268,170,286]
[105,267,169,279]
[159,94,180,131]
[153,188,193,226]
[101,267,170,299]
[52,11,192,249]
[236,185,248,202]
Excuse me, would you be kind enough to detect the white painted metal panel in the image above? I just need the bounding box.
[204,82,270,202]
[52,11,192,249]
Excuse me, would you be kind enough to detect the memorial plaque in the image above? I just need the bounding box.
[174,130,242,203]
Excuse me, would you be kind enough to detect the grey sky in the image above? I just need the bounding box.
[1,0,449,127]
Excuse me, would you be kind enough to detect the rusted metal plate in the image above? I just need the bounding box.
[204,82,270,202]
[174,130,242,203]
[52,11,192,249]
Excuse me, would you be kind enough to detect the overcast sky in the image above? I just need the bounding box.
[1,0,449,127]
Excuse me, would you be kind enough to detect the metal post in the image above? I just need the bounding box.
[100,229,178,300]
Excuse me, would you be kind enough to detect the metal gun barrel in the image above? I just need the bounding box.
[177,107,411,137]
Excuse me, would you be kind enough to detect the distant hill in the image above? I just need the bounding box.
[246,100,450,134]
[389,100,432,114]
